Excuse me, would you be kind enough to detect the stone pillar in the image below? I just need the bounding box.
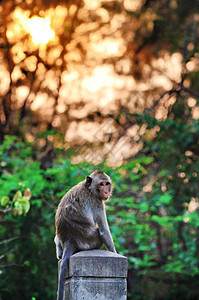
[62,249,128,300]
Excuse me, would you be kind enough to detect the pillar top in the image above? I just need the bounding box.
[72,249,126,259]
[67,249,128,278]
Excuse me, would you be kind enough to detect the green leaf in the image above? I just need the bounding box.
[151,215,171,227]
[159,193,173,204]
[14,201,23,215]
[13,191,22,202]
[1,196,10,206]
[158,169,170,177]
[23,200,30,213]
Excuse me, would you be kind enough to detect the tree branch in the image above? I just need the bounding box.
[0,208,12,215]
[0,237,20,246]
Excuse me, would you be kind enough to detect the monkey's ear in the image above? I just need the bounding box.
[86,176,92,187]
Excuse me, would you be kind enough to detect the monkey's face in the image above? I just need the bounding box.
[86,171,112,201]
[98,181,112,200]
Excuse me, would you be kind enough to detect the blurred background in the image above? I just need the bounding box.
[0,0,198,299]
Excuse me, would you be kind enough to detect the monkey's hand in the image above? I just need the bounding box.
[108,244,117,253]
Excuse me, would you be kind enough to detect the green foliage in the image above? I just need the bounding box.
[1,189,31,215]
[108,98,198,299]
[0,136,98,300]
[106,96,198,298]
[0,111,199,300]
[0,137,55,299]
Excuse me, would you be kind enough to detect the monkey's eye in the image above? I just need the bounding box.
[99,182,104,186]
[106,182,110,186]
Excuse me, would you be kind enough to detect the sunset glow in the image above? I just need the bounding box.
[12,8,55,45]
[25,16,55,45]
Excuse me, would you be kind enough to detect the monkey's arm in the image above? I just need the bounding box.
[98,212,116,253]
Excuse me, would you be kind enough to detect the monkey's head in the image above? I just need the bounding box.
[86,170,112,201]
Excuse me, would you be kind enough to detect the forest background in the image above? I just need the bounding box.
[0,0,199,299]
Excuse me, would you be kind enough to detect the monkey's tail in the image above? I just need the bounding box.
[57,243,71,300]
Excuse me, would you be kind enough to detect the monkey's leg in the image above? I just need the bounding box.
[54,235,63,260]
[57,240,75,300]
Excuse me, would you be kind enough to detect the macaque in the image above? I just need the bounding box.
[54,170,116,300]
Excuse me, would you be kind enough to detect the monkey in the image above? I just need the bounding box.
[54,170,116,300]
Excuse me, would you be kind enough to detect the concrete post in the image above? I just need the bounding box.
[61,249,128,300]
